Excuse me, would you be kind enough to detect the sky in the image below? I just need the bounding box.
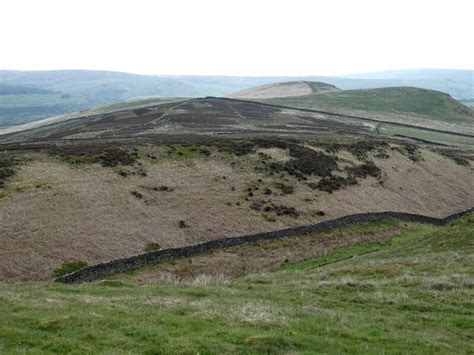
[1,0,473,76]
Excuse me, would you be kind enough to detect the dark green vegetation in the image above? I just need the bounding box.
[145,243,161,252]
[51,261,88,277]
[0,157,17,189]
[42,137,402,194]
[0,215,472,353]
[1,68,473,127]
[59,147,138,168]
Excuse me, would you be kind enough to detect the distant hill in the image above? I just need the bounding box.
[1,69,472,127]
[0,70,199,127]
[227,81,339,99]
[256,86,474,135]
[343,69,474,100]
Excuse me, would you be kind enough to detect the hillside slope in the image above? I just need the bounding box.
[0,97,374,142]
[1,137,472,281]
[227,81,339,99]
[0,214,472,352]
[258,87,474,135]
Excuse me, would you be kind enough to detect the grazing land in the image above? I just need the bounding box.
[257,87,474,135]
[0,214,472,353]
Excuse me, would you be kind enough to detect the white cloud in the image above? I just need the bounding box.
[1,0,473,75]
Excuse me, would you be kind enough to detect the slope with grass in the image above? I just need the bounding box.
[0,214,472,353]
[258,87,474,135]
[0,137,472,281]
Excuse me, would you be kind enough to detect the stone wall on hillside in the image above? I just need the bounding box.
[56,208,474,284]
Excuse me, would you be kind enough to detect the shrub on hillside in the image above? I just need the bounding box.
[52,260,88,277]
[145,243,161,252]
[0,158,16,188]
[346,161,381,179]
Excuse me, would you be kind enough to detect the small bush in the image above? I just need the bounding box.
[131,190,143,199]
[178,220,187,228]
[154,185,170,191]
[98,149,138,167]
[344,141,389,159]
[274,182,294,194]
[52,260,88,277]
[439,151,470,166]
[0,158,17,188]
[262,212,276,222]
[309,175,357,193]
[145,242,161,252]
[346,161,381,179]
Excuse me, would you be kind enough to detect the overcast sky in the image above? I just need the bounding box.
[1,0,473,76]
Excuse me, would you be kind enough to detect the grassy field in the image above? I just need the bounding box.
[1,215,472,353]
[378,123,474,147]
[260,87,474,135]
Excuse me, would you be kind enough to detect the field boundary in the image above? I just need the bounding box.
[210,97,474,138]
[55,208,473,284]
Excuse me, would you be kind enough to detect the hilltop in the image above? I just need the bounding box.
[227,81,339,99]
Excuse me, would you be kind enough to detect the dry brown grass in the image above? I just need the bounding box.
[0,146,472,281]
[227,82,314,99]
[117,222,411,284]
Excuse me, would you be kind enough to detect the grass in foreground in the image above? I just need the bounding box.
[0,215,473,353]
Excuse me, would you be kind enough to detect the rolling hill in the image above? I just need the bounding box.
[257,87,474,133]
[0,97,376,142]
[1,69,473,127]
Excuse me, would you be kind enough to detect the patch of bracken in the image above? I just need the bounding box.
[214,140,256,156]
[391,144,421,162]
[344,141,390,159]
[59,148,138,167]
[346,161,382,179]
[438,150,470,166]
[267,144,339,179]
[274,182,294,194]
[131,190,143,199]
[0,158,17,188]
[250,201,299,218]
[308,175,357,194]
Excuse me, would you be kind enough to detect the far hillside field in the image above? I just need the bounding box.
[259,87,474,135]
